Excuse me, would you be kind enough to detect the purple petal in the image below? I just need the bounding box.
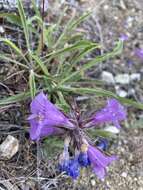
[30,92,75,129]
[88,145,117,180]
[119,34,128,41]
[135,48,143,59]
[40,126,65,137]
[93,165,106,181]
[29,118,65,141]
[29,120,44,141]
[90,99,126,128]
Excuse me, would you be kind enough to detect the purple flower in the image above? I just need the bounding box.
[96,138,109,151]
[78,152,90,167]
[28,92,75,141]
[119,34,128,41]
[67,158,80,179]
[135,48,143,59]
[59,145,80,179]
[59,145,70,173]
[91,99,126,129]
[88,145,117,180]
[78,143,90,167]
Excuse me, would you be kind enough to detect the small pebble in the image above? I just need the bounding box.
[91,179,96,186]
[130,73,141,81]
[0,26,5,33]
[121,172,127,178]
[101,71,115,84]
[115,74,130,84]
[0,135,19,160]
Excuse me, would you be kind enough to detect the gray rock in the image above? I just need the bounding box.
[121,172,128,178]
[116,89,128,97]
[0,26,5,33]
[130,73,141,81]
[115,74,130,84]
[104,125,120,134]
[0,135,19,160]
[101,71,115,84]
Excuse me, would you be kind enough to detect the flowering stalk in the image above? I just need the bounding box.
[28,92,126,180]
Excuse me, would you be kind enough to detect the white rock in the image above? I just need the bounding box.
[116,89,128,97]
[104,126,120,134]
[91,179,96,186]
[101,71,115,84]
[130,73,141,81]
[126,16,134,28]
[121,172,127,178]
[0,135,19,159]
[128,88,135,96]
[115,74,130,84]
[0,26,5,33]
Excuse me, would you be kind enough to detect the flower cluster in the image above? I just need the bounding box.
[28,92,126,180]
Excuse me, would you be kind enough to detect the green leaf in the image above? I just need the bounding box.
[17,0,32,63]
[0,91,30,106]
[56,91,70,113]
[87,129,116,139]
[71,44,101,64]
[31,54,49,76]
[53,11,91,49]
[44,40,98,59]
[60,40,123,84]
[69,11,91,30]
[0,54,29,69]
[57,86,143,110]
[31,0,41,17]
[0,38,29,64]
[0,13,22,26]
[29,70,36,99]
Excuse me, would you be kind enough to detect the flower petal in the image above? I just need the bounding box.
[93,165,106,180]
[88,145,117,180]
[88,99,126,129]
[30,92,75,129]
[29,120,43,141]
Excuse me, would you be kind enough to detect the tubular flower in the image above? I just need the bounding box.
[91,99,126,129]
[78,144,90,167]
[96,138,109,151]
[67,157,80,179]
[119,34,128,41]
[88,145,117,180]
[59,144,70,173]
[28,92,75,140]
[59,144,80,179]
[27,92,127,180]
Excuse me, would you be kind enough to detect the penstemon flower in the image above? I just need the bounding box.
[28,92,75,140]
[28,92,126,180]
[89,99,126,129]
[87,145,117,180]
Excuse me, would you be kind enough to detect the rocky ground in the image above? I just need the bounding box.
[0,0,143,189]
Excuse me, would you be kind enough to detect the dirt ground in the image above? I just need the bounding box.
[0,0,143,189]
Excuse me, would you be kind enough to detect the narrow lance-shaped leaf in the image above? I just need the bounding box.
[53,11,91,49]
[44,40,98,59]
[31,54,49,76]
[57,86,143,110]
[29,70,36,99]
[0,91,31,106]
[0,13,22,26]
[0,54,29,69]
[17,0,32,63]
[60,40,123,84]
